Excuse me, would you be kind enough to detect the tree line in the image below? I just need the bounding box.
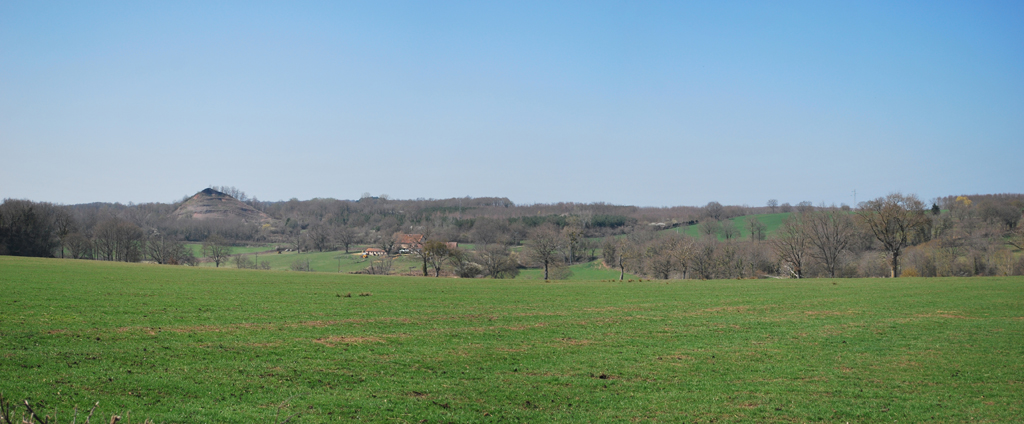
[2,189,1021,278]
[591,193,1024,280]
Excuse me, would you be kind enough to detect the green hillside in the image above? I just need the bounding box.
[199,248,423,274]
[518,259,637,280]
[667,212,792,240]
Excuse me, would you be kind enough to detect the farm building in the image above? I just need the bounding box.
[362,248,387,257]
[397,234,425,250]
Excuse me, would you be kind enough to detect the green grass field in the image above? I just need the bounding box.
[195,247,433,275]
[186,243,281,258]
[518,259,637,281]
[668,213,792,240]
[1,256,1022,422]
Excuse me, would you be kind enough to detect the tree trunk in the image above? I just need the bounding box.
[891,251,899,278]
[619,263,624,281]
[544,261,549,280]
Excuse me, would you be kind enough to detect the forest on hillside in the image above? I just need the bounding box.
[1,187,1022,279]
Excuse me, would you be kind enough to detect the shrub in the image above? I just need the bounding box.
[290,258,311,272]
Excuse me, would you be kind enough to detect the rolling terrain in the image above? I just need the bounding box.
[1,256,1021,422]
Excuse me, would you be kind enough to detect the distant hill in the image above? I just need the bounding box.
[172,188,271,222]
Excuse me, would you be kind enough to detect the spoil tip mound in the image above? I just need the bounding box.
[172,188,272,222]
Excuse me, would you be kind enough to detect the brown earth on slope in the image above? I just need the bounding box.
[172,188,271,222]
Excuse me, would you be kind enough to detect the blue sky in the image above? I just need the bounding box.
[2,1,1022,207]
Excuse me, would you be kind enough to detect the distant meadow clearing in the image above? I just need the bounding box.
[1,256,1022,422]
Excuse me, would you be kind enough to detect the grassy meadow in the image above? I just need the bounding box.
[1,256,1022,423]
[186,243,280,258]
[518,259,637,281]
[668,213,791,240]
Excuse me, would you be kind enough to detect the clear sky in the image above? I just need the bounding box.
[2,1,1022,207]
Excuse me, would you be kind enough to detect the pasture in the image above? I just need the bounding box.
[668,213,791,240]
[1,256,1021,422]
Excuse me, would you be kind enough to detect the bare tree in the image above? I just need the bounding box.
[525,224,563,280]
[746,217,767,242]
[803,206,856,277]
[719,241,740,278]
[93,217,144,262]
[560,222,586,265]
[202,235,231,267]
[699,220,721,239]
[333,226,357,253]
[770,215,809,278]
[145,235,194,265]
[52,207,75,258]
[703,201,725,221]
[115,220,145,262]
[647,235,683,279]
[690,238,719,280]
[602,237,625,280]
[146,232,175,264]
[476,244,519,279]
[212,185,248,202]
[1008,225,1024,251]
[720,220,739,240]
[506,221,528,246]
[66,232,93,259]
[858,193,928,278]
[366,256,394,275]
[471,218,508,245]
[292,258,313,272]
[767,199,779,214]
[377,231,400,255]
[0,199,58,257]
[449,248,482,278]
[409,228,435,276]
[671,234,696,279]
[978,199,1022,231]
[307,224,333,252]
[423,240,453,277]
[234,254,255,269]
[92,219,118,261]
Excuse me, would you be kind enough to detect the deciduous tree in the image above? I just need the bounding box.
[307,223,333,252]
[770,215,809,278]
[333,226,357,253]
[1006,225,1024,251]
[803,206,855,278]
[602,237,625,280]
[746,217,767,242]
[720,219,739,240]
[202,235,231,267]
[426,241,453,277]
[66,233,93,259]
[52,207,75,258]
[449,248,482,278]
[0,199,58,257]
[703,201,725,221]
[476,244,519,279]
[858,193,928,278]
[525,224,563,280]
[690,238,719,280]
[699,220,720,239]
